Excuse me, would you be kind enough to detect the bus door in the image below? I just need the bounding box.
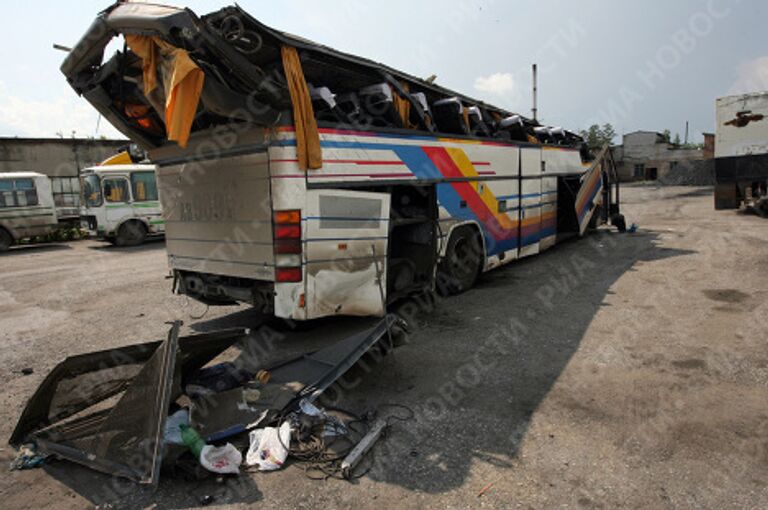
[102,175,132,233]
[519,147,543,258]
[129,171,164,235]
[304,189,391,319]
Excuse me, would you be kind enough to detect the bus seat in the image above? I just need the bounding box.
[549,126,567,144]
[467,106,492,137]
[409,92,435,131]
[310,84,354,125]
[433,97,469,135]
[534,126,554,144]
[335,92,363,125]
[498,115,527,141]
[359,83,403,128]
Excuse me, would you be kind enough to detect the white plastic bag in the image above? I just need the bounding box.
[246,422,291,471]
[199,443,242,475]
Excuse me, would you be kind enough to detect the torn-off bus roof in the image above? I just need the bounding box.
[62,2,565,150]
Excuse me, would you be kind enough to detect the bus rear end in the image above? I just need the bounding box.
[150,130,289,314]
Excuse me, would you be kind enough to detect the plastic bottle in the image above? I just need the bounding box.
[179,424,206,458]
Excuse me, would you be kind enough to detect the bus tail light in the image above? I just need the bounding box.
[276,267,302,283]
[274,209,302,283]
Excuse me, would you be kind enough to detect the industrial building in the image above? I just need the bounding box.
[0,137,128,218]
[612,131,711,183]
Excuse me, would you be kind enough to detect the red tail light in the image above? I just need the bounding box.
[275,239,302,254]
[274,210,302,283]
[275,224,301,239]
[276,267,302,282]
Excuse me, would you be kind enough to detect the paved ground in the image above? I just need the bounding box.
[1,185,767,509]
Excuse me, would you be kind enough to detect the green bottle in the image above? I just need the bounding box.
[179,424,206,458]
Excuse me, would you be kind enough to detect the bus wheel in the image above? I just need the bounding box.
[115,221,147,247]
[0,228,12,252]
[437,227,483,295]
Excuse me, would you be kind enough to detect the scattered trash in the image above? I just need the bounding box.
[628,223,639,233]
[298,399,348,438]
[200,443,242,475]
[9,444,47,471]
[164,409,190,446]
[20,368,33,376]
[9,323,247,484]
[246,422,292,471]
[181,423,242,475]
[11,316,399,485]
[199,495,215,506]
[477,482,494,497]
[180,424,206,459]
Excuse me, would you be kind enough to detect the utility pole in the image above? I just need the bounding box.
[684,121,689,145]
[532,64,538,122]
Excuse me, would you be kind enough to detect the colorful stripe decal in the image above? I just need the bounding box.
[576,165,603,223]
[272,136,574,253]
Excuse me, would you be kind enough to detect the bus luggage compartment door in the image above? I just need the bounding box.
[576,158,605,235]
[519,147,543,258]
[304,189,391,319]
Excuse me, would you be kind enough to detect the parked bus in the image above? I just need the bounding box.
[0,172,59,252]
[80,165,164,246]
[63,3,621,319]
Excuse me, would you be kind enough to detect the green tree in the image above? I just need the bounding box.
[579,123,617,149]
[673,133,681,145]
[662,129,671,143]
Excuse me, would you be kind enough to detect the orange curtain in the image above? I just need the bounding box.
[391,82,413,129]
[126,35,205,148]
[281,46,322,170]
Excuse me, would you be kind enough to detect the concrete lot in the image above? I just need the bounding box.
[1,185,767,509]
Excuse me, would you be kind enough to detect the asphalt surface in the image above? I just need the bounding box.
[1,185,767,509]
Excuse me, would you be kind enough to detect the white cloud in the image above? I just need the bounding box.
[474,72,515,96]
[0,81,123,139]
[728,57,768,95]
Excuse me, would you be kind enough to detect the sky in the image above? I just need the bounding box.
[0,0,766,143]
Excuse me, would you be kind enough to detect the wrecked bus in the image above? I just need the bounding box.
[62,2,620,320]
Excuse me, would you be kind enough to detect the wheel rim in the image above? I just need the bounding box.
[450,237,476,278]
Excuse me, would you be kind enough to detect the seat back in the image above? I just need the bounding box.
[359,83,403,128]
[432,97,468,135]
[467,106,492,137]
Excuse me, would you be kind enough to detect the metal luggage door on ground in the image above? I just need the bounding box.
[519,147,543,258]
[304,189,391,319]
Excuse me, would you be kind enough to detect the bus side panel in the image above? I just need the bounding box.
[0,176,58,240]
[519,147,542,258]
[304,189,391,319]
[157,152,274,281]
[434,143,521,271]
[540,175,558,251]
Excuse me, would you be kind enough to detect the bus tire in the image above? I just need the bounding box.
[437,226,483,296]
[115,221,147,247]
[0,227,13,252]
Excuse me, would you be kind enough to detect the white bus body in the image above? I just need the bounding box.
[0,173,59,252]
[150,128,609,320]
[80,165,165,246]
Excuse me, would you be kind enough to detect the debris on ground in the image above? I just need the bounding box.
[246,422,292,471]
[9,316,402,485]
[9,444,48,471]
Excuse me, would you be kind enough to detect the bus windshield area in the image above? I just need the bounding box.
[82,174,103,208]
